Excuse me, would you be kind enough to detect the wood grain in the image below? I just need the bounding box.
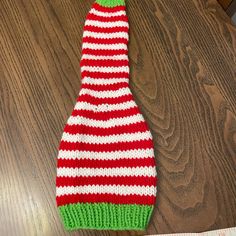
[218,0,232,10]
[0,0,236,235]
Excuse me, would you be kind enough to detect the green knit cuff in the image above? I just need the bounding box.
[58,203,154,231]
[95,0,125,7]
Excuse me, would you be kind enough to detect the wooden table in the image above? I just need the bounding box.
[1,0,236,235]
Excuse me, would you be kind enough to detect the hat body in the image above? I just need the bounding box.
[56,0,157,231]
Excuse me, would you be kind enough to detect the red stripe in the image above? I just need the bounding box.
[64,121,149,136]
[82,49,128,56]
[77,93,132,104]
[71,106,140,120]
[80,59,128,67]
[92,3,126,13]
[56,193,155,207]
[59,139,154,152]
[57,157,155,169]
[86,13,128,23]
[81,71,129,79]
[56,176,158,187]
[84,25,128,34]
[83,36,128,44]
[80,82,128,91]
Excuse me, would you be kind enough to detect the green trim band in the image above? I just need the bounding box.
[58,203,153,231]
[95,0,125,7]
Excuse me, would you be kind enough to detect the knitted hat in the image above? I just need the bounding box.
[56,0,157,231]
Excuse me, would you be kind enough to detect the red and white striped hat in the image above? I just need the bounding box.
[56,0,157,231]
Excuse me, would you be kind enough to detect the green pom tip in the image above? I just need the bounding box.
[96,0,125,7]
[58,202,154,231]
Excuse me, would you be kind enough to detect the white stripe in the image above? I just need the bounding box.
[90,8,126,17]
[56,185,156,197]
[83,31,128,40]
[57,166,157,177]
[85,20,129,28]
[81,66,129,73]
[58,148,154,160]
[67,113,144,127]
[82,54,128,60]
[82,42,127,50]
[82,77,129,85]
[74,100,136,112]
[79,87,131,98]
[62,131,152,144]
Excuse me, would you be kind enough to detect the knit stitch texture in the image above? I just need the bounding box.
[56,0,157,231]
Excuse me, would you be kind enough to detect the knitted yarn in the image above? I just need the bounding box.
[56,0,157,231]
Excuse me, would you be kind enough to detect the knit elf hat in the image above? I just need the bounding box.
[56,0,157,231]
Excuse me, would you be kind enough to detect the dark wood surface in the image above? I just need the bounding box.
[1,0,236,235]
[218,0,232,10]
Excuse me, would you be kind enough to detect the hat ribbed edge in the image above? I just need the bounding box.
[58,203,154,231]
